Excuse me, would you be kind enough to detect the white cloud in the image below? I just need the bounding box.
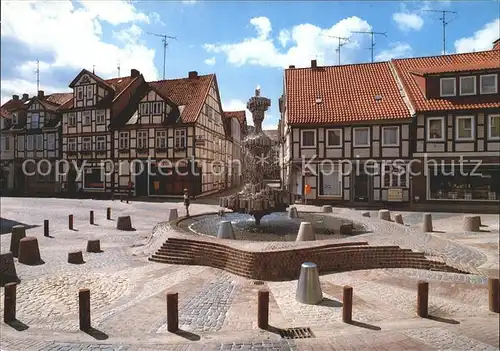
[1,79,71,105]
[204,57,216,66]
[222,99,252,125]
[375,42,412,61]
[204,16,372,68]
[278,29,290,47]
[262,122,278,130]
[454,18,500,53]
[392,12,424,31]
[1,0,159,102]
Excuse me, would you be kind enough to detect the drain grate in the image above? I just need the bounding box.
[279,327,314,339]
[253,280,265,285]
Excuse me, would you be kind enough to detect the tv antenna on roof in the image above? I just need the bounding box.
[351,30,387,63]
[117,60,121,77]
[147,32,177,80]
[423,10,458,55]
[324,35,350,65]
[35,59,40,92]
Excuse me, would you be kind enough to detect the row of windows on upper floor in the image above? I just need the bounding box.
[7,134,57,152]
[67,110,106,126]
[298,114,500,148]
[440,74,498,97]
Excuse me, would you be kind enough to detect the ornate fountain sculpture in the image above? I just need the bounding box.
[219,87,289,225]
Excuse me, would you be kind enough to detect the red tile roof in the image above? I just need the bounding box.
[285,62,411,125]
[392,50,500,112]
[0,99,25,118]
[149,74,213,123]
[44,93,73,106]
[224,110,246,126]
[411,60,500,75]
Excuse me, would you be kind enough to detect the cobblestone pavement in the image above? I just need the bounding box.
[1,198,499,350]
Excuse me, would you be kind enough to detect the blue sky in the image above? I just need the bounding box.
[1,0,499,129]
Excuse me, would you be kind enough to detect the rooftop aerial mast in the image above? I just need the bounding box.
[147,32,177,80]
[350,30,387,63]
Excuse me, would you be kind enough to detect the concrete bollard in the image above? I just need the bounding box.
[463,215,481,232]
[116,216,133,231]
[217,221,235,239]
[322,205,333,213]
[3,283,17,323]
[417,281,429,317]
[68,251,85,264]
[257,289,269,330]
[342,286,353,323]
[296,262,322,304]
[378,209,391,221]
[10,225,26,258]
[166,292,179,332]
[69,214,74,230]
[394,214,404,225]
[288,206,299,219]
[107,207,111,220]
[18,237,42,265]
[86,240,102,253]
[422,213,433,232]
[89,210,94,225]
[120,194,124,202]
[488,278,499,313]
[0,252,19,287]
[296,222,315,241]
[44,219,49,237]
[168,209,178,222]
[79,288,91,331]
[361,212,370,218]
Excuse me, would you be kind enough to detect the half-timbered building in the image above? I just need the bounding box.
[224,110,246,188]
[279,59,413,205]
[59,68,147,195]
[113,71,231,198]
[392,42,500,208]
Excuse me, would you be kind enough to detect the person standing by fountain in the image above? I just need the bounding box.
[183,188,191,217]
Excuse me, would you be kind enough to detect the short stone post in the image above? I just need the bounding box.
[257,289,269,330]
[86,240,101,253]
[120,194,124,202]
[217,221,235,239]
[378,209,391,221]
[422,213,433,232]
[488,278,499,313]
[10,225,26,258]
[168,209,178,222]
[79,288,91,331]
[44,220,49,237]
[106,207,111,220]
[322,205,333,213]
[361,212,370,218]
[417,281,429,317]
[394,214,404,225]
[166,292,179,333]
[3,282,17,323]
[0,252,19,287]
[18,237,42,265]
[463,215,481,232]
[69,214,74,230]
[296,262,322,304]
[117,216,133,231]
[89,210,94,225]
[342,286,353,323]
[296,222,315,241]
[68,251,85,264]
[288,206,298,219]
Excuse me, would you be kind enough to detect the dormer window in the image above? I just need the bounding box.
[12,112,18,125]
[459,76,476,96]
[152,102,163,115]
[77,87,84,100]
[140,102,150,115]
[86,85,93,98]
[480,74,498,94]
[440,77,456,97]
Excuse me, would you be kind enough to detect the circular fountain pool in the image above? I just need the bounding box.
[177,212,367,241]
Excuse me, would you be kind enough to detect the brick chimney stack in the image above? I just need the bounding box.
[188,71,198,79]
[38,90,44,98]
[311,59,317,68]
[493,38,500,50]
[130,69,140,77]
[12,95,19,101]
[22,93,29,101]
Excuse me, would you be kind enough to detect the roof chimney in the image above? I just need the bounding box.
[288,65,295,69]
[38,90,44,99]
[22,93,29,101]
[493,38,500,51]
[130,68,140,77]
[311,59,317,68]
[12,95,19,101]
[188,71,198,79]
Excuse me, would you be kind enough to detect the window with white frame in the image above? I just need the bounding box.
[427,117,445,141]
[85,85,93,98]
[4,136,10,151]
[17,136,24,151]
[301,130,316,148]
[440,77,456,97]
[77,87,84,100]
[31,113,40,129]
[140,102,150,115]
[96,136,106,150]
[27,135,34,150]
[82,111,91,125]
[68,138,77,152]
[156,130,167,149]
[382,126,399,146]
[480,74,498,94]
[459,76,476,95]
[319,162,342,196]
[353,127,370,147]
[47,134,55,150]
[82,137,92,151]
[12,112,18,125]
[488,114,500,140]
[35,135,43,150]
[119,132,129,149]
[456,116,474,140]
[382,162,407,188]
[137,130,148,149]
[152,102,163,115]
[175,129,186,148]
[96,110,105,125]
[326,129,342,147]
[68,113,76,126]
